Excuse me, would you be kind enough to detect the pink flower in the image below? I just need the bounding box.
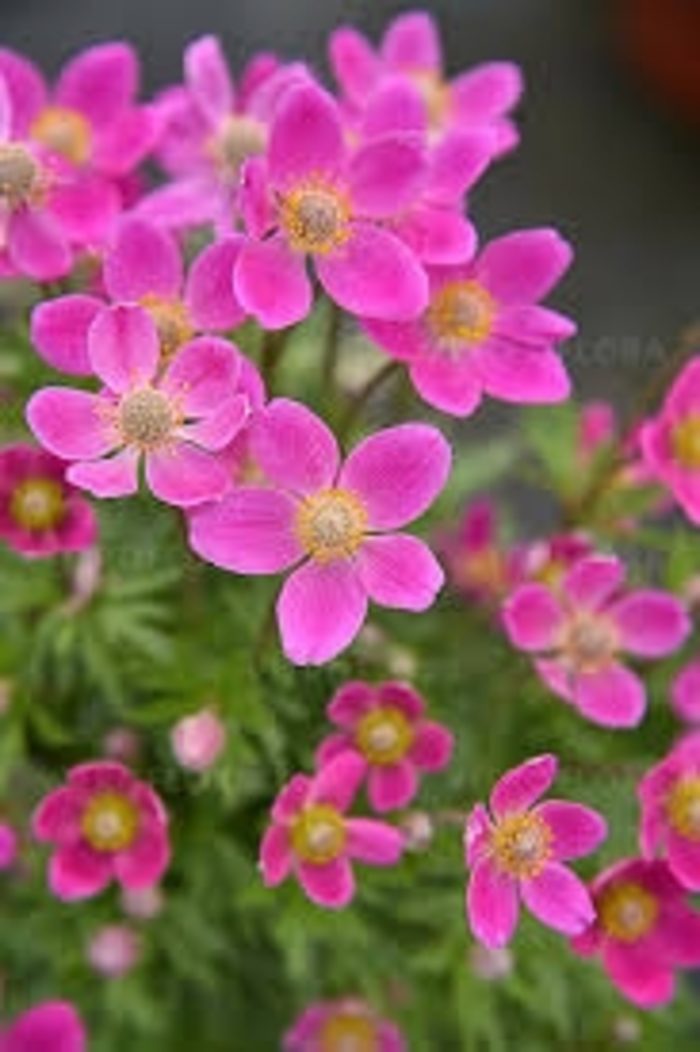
[31,218,247,376]
[27,304,249,506]
[316,680,453,812]
[363,230,575,417]
[171,707,227,772]
[571,858,700,1008]
[87,923,141,978]
[0,821,18,869]
[32,760,170,901]
[234,82,429,328]
[189,398,450,664]
[465,754,606,947]
[259,752,403,909]
[438,498,515,605]
[671,659,700,722]
[638,732,700,890]
[502,554,691,727]
[640,357,700,524]
[284,997,405,1052]
[0,445,97,557]
[1,1001,86,1052]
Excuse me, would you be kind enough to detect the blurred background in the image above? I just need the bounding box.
[0,0,699,408]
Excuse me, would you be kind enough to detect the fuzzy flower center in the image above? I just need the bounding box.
[320,1013,378,1052]
[671,416,700,471]
[280,179,351,256]
[81,792,139,853]
[139,295,194,362]
[211,114,267,175]
[665,775,700,840]
[558,612,618,674]
[9,477,65,531]
[427,280,495,352]
[356,706,415,765]
[0,144,40,209]
[117,388,179,451]
[597,881,658,943]
[31,106,92,166]
[490,811,553,879]
[290,804,346,864]
[296,488,368,562]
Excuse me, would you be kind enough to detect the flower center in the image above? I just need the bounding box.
[295,488,368,563]
[9,477,65,532]
[279,179,351,255]
[427,280,495,352]
[490,811,553,879]
[558,612,618,675]
[356,706,414,765]
[81,792,139,852]
[320,1013,378,1052]
[671,416,700,470]
[30,106,92,166]
[666,775,700,840]
[597,881,658,942]
[139,295,194,362]
[211,114,267,175]
[290,804,346,864]
[459,548,507,596]
[0,144,40,209]
[117,388,179,451]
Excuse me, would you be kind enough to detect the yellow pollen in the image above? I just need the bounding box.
[295,488,368,563]
[458,548,507,595]
[9,477,65,532]
[666,776,700,840]
[280,179,351,256]
[356,706,415,766]
[81,792,139,852]
[490,811,553,879]
[410,70,452,132]
[31,106,92,166]
[290,804,346,864]
[597,881,658,942]
[210,114,267,175]
[320,1013,378,1052]
[427,280,495,352]
[558,612,618,675]
[0,144,40,209]
[139,295,194,362]
[672,416,700,471]
[117,388,179,451]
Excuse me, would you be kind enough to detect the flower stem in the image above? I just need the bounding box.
[336,361,401,442]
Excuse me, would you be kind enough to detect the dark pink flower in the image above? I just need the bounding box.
[0,821,18,869]
[284,997,405,1052]
[640,357,700,525]
[316,680,453,812]
[1,1001,86,1052]
[0,445,97,557]
[671,659,700,723]
[638,732,700,890]
[502,554,691,727]
[32,760,170,901]
[465,754,606,947]
[438,498,515,605]
[571,858,700,1008]
[189,398,450,664]
[260,752,403,909]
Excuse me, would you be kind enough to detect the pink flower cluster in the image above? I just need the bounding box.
[0,1001,86,1052]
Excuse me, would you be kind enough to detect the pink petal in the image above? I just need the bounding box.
[346,817,404,862]
[451,62,524,121]
[184,35,234,126]
[104,219,183,302]
[663,356,700,419]
[297,856,354,909]
[88,304,159,393]
[609,592,690,658]
[68,761,133,793]
[428,130,497,203]
[0,48,47,135]
[359,78,426,138]
[0,74,11,141]
[309,751,366,812]
[395,206,477,267]
[328,682,375,726]
[357,534,444,611]
[315,734,353,767]
[496,304,577,345]
[348,138,426,218]
[317,221,427,320]
[490,754,557,818]
[502,584,564,652]
[179,395,248,451]
[521,862,595,934]
[666,832,700,891]
[185,236,247,331]
[30,294,101,376]
[235,237,312,329]
[277,559,368,665]
[367,762,418,812]
[464,803,492,867]
[328,27,379,104]
[26,388,115,459]
[409,722,453,771]
[49,841,113,900]
[68,449,140,498]
[113,828,169,890]
[534,657,575,703]
[160,336,240,414]
[535,801,607,860]
[466,857,519,948]
[5,1002,86,1052]
[382,11,440,71]
[408,355,483,417]
[93,107,158,176]
[377,682,424,719]
[250,398,339,494]
[268,84,344,188]
[656,900,700,965]
[8,208,71,281]
[476,339,571,404]
[55,42,138,125]
[671,661,700,722]
[476,229,573,305]
[340,422,451,529]
[602,942,675,1008]
[135,177,219,231]
[563,555,625,610]
[271,774,310,824]
[259,823,293,886]
[573,664,646,728]
[32,786,83,843]
[146,444,229,506]
[48,175,120,245]
[189,488,302,572]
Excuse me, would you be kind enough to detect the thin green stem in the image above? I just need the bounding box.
[320,300,343,394]
[336,360,401,442]
[259,328,293,393]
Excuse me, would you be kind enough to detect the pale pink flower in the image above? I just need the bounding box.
[102,728,142,765]
[638,732,700,890]
[316,680,453,812]
[0,821,18,869]
[284,997,405,1052]
[171,707,227,772]
[32,761,170,901]
[260,752,403,909]
[671,659,700,722]
[571,858,700,1008]
[190,398,450,665]
[640,357,700,524]
[465,754,606,947]
[0,1001,86,1052]
[469,944,513,982]
[87,923,141,978]
[438,498,515,605]
[120,883,164,920]
[502,554,691,727]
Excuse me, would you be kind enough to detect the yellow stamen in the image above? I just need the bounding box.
[31,106,92,166]
[597,881,658,942]
[116,388,180,452]
[0,144,41,209]
[427,280,495,352]
[295,488,368,563]
[557,612,619,675]
[139,295,194,362]
[490,811,552,879]
[672,416,700,471]
[320,1012,378,1052]
[81,792,139,852]
[290,804,346,864]
[279,177,351,256]
[356,706,415,765]
[666,776,700,841]
[9,477,65,532]
[209,114,267,176]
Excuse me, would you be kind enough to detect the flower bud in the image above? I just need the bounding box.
[171,708,226,772]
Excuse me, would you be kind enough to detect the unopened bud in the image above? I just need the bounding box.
[400,811,434,852]
[87,924,141,978]
[171,707,226,772]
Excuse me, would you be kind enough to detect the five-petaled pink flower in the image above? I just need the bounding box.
[640,356,700,525]
[316,680,453,812]
[27,304,249,506]
[465,754,606,947]
[32,760,170,901]
[502,554,691,727]
[260,752,403,909]
[0,1001,86,1052]
[571,858,700,1008]
[638,731,700,891]
[189,398,451,664]
[284,997,406,1052]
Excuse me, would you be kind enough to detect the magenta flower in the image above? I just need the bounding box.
[260,752,403,909]
[465,754,606,947]
[189,398,450,664]
[438,497,515,605]
[0,821,18,869]
[316,680,453,812]
[32,760,170,901]
[234,82,429,328]
[284,997,405,1052]
[512,532,593,592]
[502,554,691,727]
[640,357,700,525]
[363,230,575,417]
[571,858,700,1008]
[0,445,97,557]
[671,659,700,722]
[27,304,249,506]
[638,732,700,890]
[0,1001,86,1052]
